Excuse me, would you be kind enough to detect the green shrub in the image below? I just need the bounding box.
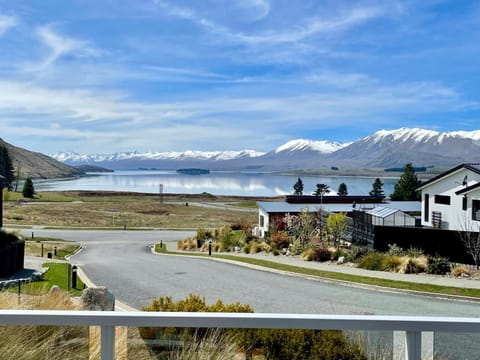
[387,243,404,257]
[349,245,370,261]
[332,249,351,262]
[357,252,387,271]
[426,257,451,275]
[236,328,366,360]
[242,242,251,254]
[142,294,366,360]
[406,247,424,258]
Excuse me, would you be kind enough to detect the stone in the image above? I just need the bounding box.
[80,286,115,311]
[336,256,345,264]
[49,285,61,294]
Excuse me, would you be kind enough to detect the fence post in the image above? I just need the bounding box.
[101,325,115,360]
[405,330,421,360]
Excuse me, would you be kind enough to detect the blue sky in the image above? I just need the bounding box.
[0,0,479,154]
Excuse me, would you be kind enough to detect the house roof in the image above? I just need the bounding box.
[365,206,414,219]
[257,201,420,214]
[416,163,480,191]
[455,181,480,195]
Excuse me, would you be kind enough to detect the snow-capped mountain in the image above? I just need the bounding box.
[51,128,480,171]
[328,127,480,168]
[274,139,348,154]
[52,149,264,165]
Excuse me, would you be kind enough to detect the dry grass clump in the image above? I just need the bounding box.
[398,255,428,274]
[301,248,316,261]
[0,291,155,360]
[451,265,473,277]
[177,237,198,250]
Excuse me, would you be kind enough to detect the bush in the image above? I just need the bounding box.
[332,249,351,262]
[426,257,451,275]
[301,248,316,261]
[349,245,371,261]
[357,252,387,271]
[242,242,251,254]
[236,328,366,360]
[387,243,404,257]
[315,248,332,262]
[383,255,402,272]
[406,247,424,258]
[269,231,289,250]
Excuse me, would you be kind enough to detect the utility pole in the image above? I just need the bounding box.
[159,184,164,203]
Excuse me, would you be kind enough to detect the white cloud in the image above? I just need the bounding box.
[25,25,102,71]
[0,14,17,36]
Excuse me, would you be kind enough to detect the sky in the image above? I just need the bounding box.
[0,0,479,154]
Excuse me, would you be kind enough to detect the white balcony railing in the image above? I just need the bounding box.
[1,310,480,360]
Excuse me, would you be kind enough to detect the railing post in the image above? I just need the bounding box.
[101,325,115,360]
[405,330,421,360]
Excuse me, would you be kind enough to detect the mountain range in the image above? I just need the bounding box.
[51,127,480,172]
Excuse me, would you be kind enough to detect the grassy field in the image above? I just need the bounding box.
[3,191,262,229]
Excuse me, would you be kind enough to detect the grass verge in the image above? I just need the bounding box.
[18,263,85,297]
[155,246,480,299]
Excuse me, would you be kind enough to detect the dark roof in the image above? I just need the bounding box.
[284,195,385,204]
[416,163,480,190]
[455,181,480,195]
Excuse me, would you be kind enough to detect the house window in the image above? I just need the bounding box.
[473,200,480,221]
[424,194,429,222]
[259,215,265,227]
[434,195,451,205]
[462,196,468,211]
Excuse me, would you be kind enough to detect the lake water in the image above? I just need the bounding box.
[34,170,399,197]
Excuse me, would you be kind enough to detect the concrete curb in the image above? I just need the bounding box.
[153,246,480,304]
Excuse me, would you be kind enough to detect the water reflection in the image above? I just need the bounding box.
[35,170,398,196]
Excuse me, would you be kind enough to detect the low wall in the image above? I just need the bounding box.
[0,239,25,277]
[373,226,474,265]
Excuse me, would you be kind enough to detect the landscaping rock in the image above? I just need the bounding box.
[80,286,115,311]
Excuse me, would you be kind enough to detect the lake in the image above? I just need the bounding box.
[34,170,399,197]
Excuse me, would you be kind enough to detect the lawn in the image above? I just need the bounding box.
[16,262,85,297]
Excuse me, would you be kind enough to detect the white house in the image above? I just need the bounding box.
[417,163,480,232]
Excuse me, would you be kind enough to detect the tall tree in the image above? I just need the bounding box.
[390,163,421,201]
[369,178,384,197]
[293,178,304,195]
[314,183,330,198]
[337,182,348,196]
[0,145,15,190]
[327,212,347,250]
[22,178,35,198]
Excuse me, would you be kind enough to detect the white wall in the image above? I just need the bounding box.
[420,168,480,232]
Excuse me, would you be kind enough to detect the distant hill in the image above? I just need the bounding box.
[74,164,113,173]
[51,127,480,171]
[0,138,83,179]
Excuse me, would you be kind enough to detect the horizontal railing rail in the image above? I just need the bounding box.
[1,310,479,360]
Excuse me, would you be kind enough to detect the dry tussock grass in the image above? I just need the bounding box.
[0,291,155,360]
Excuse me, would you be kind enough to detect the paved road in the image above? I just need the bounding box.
[18,229,480,317]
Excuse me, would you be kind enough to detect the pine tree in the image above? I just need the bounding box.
[293,178,304,195]
[369,178,384,197]
[390,163,421,201]
[0,145,15,190]
[22,178,35,198]
[337,182,348,196]
[314,183,330,197]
